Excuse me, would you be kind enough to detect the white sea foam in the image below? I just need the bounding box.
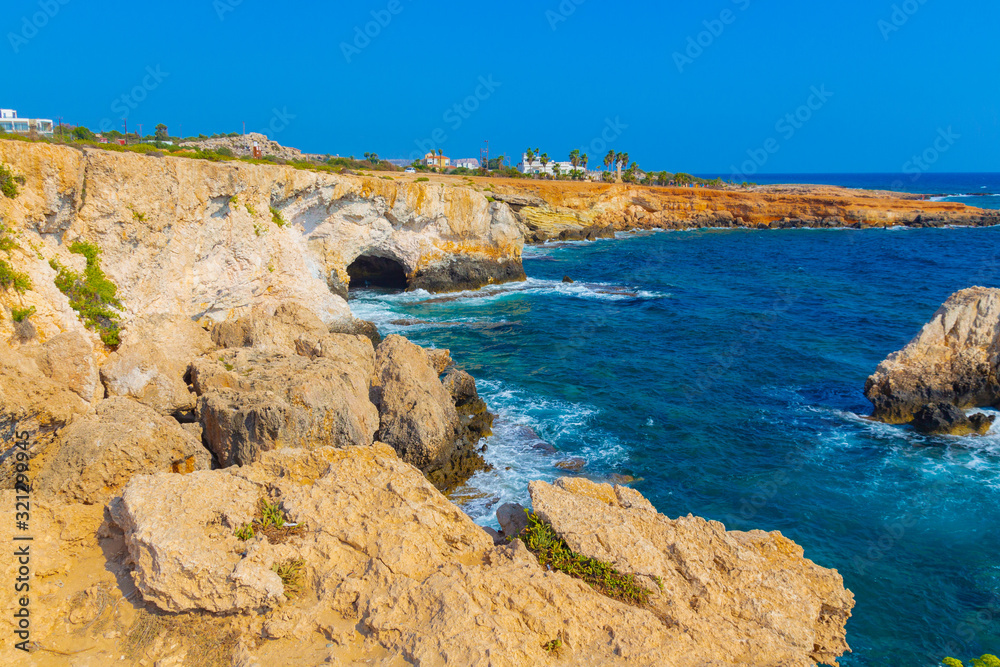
[451,378,628,526]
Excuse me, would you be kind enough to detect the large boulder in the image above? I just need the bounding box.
[865,287,1000,423]
[372,335,486,491]
[100,314,215,416]
[0,356,90,490]
[211,302,328,354]
[190,342,378,467]
[107,445,853,666]
[33,330,103,403]
[529,477,855,667]
[911,402,995,436]
[33,397,211,504]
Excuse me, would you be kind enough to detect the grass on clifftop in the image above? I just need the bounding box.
[50,240,123,346]
[520,511,653,606]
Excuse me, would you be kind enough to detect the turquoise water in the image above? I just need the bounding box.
[350,227,1000,665]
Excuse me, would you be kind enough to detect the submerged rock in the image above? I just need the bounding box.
[911,403,995,436]
[865,287,1000,423]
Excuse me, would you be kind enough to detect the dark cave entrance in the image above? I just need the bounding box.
[347,254,409,291]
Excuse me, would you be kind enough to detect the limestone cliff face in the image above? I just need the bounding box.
[486,179,1000,240]
[0,140,524,350]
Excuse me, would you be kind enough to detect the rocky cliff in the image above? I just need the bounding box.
[865,287,1000,432]
[481,179,1000,241]
[0,140,855,666]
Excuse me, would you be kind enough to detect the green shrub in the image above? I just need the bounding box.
[11,306,35,322]
[270,206,286,228]
[0,163,26,199]
[234,524,255,541]
[245,203,256,216]
[943,656,1000,667]
[0,260,31,293]
[50,241,123,346]
[415,177,430,183]
[520,511,653,606]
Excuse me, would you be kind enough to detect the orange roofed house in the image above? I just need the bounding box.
[422,152,451,169]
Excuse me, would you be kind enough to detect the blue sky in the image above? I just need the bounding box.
[5,0,998,174]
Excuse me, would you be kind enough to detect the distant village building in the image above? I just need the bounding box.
[516,154,581,176]
[423,152,451,169]
[452,158,480,170]
[384,158,413,168]
[0,109,54,136]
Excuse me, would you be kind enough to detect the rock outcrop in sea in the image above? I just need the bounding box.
[865,286,1000,434]
[0,139,857,665]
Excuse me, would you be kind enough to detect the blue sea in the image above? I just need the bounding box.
[699,172,1000,211]
[350,223,1000,665]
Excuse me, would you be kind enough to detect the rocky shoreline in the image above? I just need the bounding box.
[0,139,942,666]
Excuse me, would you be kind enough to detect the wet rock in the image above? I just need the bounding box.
[865,287,1000,423]
[409,256,526,293]
[496,502,529,538]
[562,276,574,283]
[373,336,486,491]
[33,397,211,504]
[555,457,587,472]
[912,403,995,436]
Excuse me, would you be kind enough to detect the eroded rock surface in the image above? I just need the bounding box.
[865,287,1000,423]
[372,335,486,490]
[530,477,855,667]
[100,314,215,415]
[107,446,853,667]
[33,397,211,504]
[191,345,378,467]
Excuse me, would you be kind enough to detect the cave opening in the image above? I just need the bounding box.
[347,254,409,291]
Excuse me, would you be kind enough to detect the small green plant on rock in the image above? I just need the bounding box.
[0,163,26,199]
[49,241,123,346]
[272,559,304,599]
[0,225,30,293]
[234,524,255,541]
[520,511,653,606]
[11,306,35,322]
[245,202,256,216]
[542,638,563,654]
[269,206,286,228]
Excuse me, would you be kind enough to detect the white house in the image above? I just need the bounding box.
[516,154,584,176]
[0,109,54,136]
[452,158,480,170]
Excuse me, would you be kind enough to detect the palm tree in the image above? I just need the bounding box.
[569,149,580,171]
[616,152,629,181]
[581,153,589,171]
[540,153,549,171]
[604,150,615,173]
[525,148,535,168]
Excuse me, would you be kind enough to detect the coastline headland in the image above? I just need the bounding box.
[9,138,993,664]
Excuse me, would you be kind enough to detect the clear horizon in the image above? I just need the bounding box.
[5,0,998,175]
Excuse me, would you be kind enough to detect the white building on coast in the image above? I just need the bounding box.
[0,109,54,136]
